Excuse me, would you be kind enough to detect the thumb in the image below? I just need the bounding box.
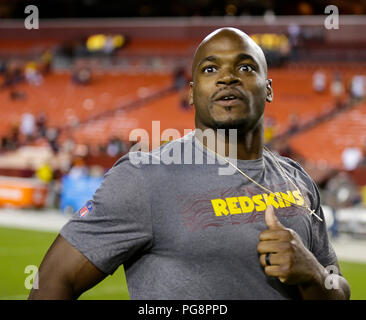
[265,205,284,230]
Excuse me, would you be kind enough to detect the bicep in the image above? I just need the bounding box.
[28,234,107,300]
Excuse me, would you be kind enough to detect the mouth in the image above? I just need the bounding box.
[213,89,245,107]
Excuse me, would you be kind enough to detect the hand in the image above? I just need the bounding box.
[257,205,323,285]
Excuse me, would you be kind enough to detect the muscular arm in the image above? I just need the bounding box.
[28,234,107,300]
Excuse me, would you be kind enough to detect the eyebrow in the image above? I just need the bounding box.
[236,53,258,65]
[198,55,219,67]
[198,53,259,69]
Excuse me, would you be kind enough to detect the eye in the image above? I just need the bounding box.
[238,65,254,73]
[202,65,217,73]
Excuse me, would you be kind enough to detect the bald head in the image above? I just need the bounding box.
[191,27,268,79]
[189,27,273,134]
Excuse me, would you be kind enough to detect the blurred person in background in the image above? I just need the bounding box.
[36,160,59,209]
[36,161,53,184]
[68,157,89,179]
[0,59,6,74]
[312,70,327,94]
[0,59,23,89]
[287,112,300,135]
[40,49,53,75]
[71,60,92,85]
[20,112,35,143]
[0,124,20,152]
[330,72,345,108]
[61,135,76,156]
[173,65,192,111]
[324,171,362,239]
[359,137,366,167]
[350,74,365,102]
[24,61,43,86]
[35,112,48,139]
[1,59,25,101]
[46,127,60,154]
[341,142,363,171]
[287,23,301,61]
[179,85,191,111]
[106,136,127,157]
[173,65,188,90]
[0,136,10,153]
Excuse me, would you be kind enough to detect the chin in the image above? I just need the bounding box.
[211,118,250,130]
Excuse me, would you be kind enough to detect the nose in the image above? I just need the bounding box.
[216,70,241,86]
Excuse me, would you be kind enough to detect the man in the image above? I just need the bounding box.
[29,28,350,300]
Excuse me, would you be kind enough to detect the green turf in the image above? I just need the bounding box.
[0,227,130,300]
[0,226,365,300]
[339,261,366,300]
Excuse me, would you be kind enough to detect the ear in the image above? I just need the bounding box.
[266,79,273,103]
[189,81,194,105]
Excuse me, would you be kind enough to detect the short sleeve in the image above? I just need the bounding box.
[60,155,153,275]
[310,206,339,267]
[280,156,341,273]
[308,182,341,274]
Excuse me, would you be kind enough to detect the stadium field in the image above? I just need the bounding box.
[0,227,129,300]
[1,226,365,300]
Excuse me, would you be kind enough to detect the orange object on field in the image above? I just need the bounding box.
[0,176,48,208]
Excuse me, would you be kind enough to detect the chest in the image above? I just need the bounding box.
[149,171,313,260]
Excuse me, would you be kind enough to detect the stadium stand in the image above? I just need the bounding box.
[65,90,195,146]
[267,64,366,136]
[288,102,366,169]
[1,60,365,163]
[0,72,173,138]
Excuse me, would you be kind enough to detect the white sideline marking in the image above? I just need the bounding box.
[331,237,366,263]
[0,209,71,233]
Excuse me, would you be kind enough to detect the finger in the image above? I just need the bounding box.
[257,240,290,254]
[264,266,288,283]
[259,229,292,241]
[259,253,284,267]
[265,205,285,230]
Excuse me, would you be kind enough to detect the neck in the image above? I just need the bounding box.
[194,121,264,160]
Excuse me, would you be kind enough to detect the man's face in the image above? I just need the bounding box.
[190,30,272,131]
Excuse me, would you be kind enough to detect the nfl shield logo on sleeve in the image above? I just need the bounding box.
[79,201,93,217]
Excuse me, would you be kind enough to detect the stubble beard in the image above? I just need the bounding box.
[200,110,264,138]
[206,103,253,133]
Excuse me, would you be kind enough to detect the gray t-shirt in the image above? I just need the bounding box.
[60,131,339,300]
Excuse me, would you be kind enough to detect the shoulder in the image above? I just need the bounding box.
[117,130,195,169]
[263,149,313,182]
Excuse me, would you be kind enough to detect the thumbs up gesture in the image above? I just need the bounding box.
[257,206,322,285]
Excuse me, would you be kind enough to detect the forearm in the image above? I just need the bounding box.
[298,263,351,300]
